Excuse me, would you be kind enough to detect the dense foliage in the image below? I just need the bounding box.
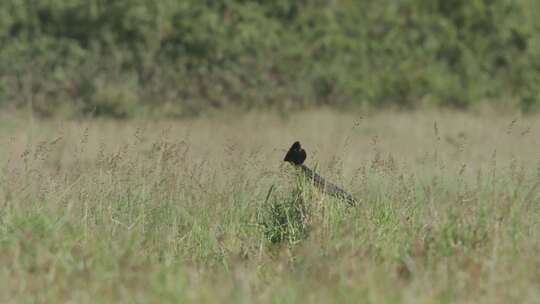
[2,0,540,117]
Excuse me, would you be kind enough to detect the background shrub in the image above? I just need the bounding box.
[1,0,540,117]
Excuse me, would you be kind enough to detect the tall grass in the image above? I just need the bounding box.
[0,109,539,303]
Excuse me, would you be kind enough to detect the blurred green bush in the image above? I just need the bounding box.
[1,0,540,117]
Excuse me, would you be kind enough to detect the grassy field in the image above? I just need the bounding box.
[0,109,539,303]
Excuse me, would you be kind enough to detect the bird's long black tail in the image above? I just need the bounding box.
[299,164,358,205]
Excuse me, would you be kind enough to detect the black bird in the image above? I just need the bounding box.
[283,141,306,165]
[284,141,358,205]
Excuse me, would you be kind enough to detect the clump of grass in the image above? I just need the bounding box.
[260,185,310,246]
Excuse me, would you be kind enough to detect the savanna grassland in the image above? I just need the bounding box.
[1,109,539,303]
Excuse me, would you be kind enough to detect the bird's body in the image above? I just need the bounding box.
[283,141,306,165]
[284,141,358,205]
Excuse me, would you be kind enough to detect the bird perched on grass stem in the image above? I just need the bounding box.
[284,141,358,205]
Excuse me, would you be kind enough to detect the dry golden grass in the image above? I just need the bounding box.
[0,109,539,303]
